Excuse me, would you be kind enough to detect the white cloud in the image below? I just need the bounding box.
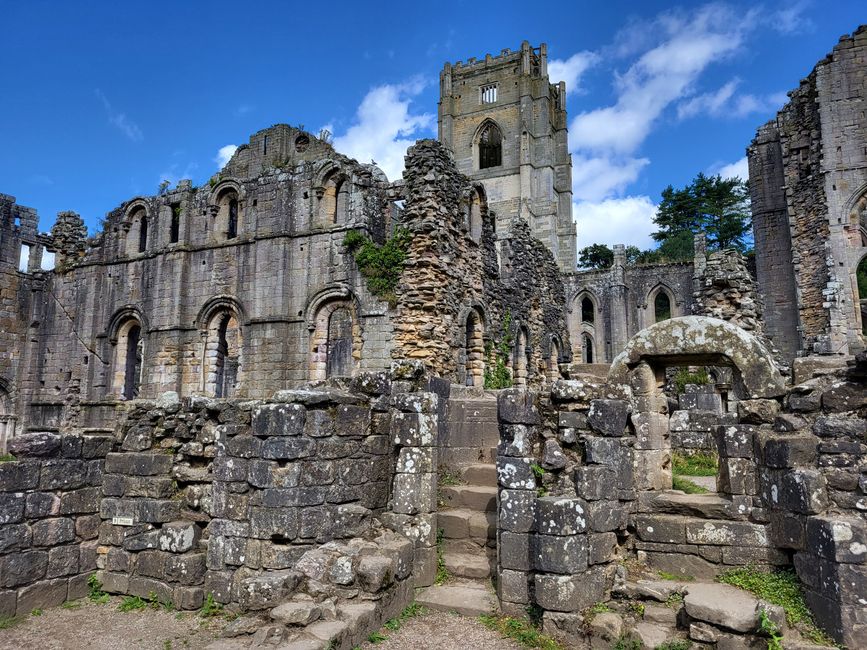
[215,144,238,168]
[571,155,649,202]
[711,156,749,181]
[548,51,599,94]
[95,89,143,142]
[332,79,435,181]
[679,79,786,119]
[159,161,199,187]
[570,4,750,157]
[574,196,658,250]
[769,0,814,34]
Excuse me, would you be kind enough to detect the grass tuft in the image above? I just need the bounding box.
[672,451,718,476]
[382,602,427,633]
[199,593,224,618]
[658,571,693,582]
[435,529,449,585]
[717,567,836,646]
[671,476,709,494]
[479,614,564,650]
[0,454,15,462]
[0,616,20,630]
[119,595,148,612]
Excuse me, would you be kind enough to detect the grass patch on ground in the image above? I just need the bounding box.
[658,571,694,582]
[478,614,564,650]
[0,616,20,629]
[717,567,836,646]
[0,454,15,462]
[379,602,428,636]
[672,451,718,476]
[671,476,709,494]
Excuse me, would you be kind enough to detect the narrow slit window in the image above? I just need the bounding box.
[170,204,181,243]
[18,244,30,272]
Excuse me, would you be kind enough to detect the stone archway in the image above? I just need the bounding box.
[610,316,786,493]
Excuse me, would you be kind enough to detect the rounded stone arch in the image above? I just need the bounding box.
[609,316,786,399]
[124,199,151,255]
[106,305,147,400]
[209,180,244,241]
[197,296,245,398]
[0,375,12,414]
[456,303,487,387]
[568,289,603,364]
[305,285,362,381]
[473,118,504,171]
[546,332,565,382]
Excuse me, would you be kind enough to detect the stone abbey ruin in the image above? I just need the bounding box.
[0,27,866,650]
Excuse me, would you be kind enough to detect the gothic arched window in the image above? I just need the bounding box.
[478,123,502,170]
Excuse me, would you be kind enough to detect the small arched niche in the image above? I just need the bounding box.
[203,309,242,398]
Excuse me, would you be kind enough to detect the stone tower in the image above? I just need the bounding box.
[438,41,576,270]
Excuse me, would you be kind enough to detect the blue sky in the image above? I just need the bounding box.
[0,0,863,250]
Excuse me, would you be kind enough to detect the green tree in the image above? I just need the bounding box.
[652,172,751,259]
[577,243,614,269]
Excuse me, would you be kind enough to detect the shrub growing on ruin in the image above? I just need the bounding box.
[344,228,411,307]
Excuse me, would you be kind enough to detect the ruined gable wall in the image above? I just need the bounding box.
[392,139,569,386]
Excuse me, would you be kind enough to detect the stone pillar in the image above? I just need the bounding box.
[609,244,629,354]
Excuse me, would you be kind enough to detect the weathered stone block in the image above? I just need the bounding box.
[159,521,201,553]
[1,550,48,587]
[249,507,299,540]
[39,459,88,490]
[8,432,60,458]
[136,549,168,578]
[226,435,262,458]
[534,534,587,574]
[535,568,608,612]
[261,437,315,460]
[496,457,536,490]
[0,523,31,553]
[763,435,817,468]
[46,545,79,578]
[391,473,436,515]
[396,447,435,473]
[59,487,101,514]
[584,436,621,465]
[252,403,305,437]
[498,389,540,425]
[717,458,757,495]
[499,531,531,571]
[498,568,530,604]
[686,520,768,547]
[25,491,59,518]
[632,450,671,492]
[632,412,669,450]
[15,578,67,616]
[498,424,534,457]
[558,411,588,429]
[737,399,781,424]
[813,415,867,439]
[715,425,756,458]
[100,498,180,523]
[104,452,171,476]
[588,399,630,436]
[765,469,828,514]
[304,409,335,438]
[237,571,300,610]
[589,532,617,564]
[173,585,204,610]
[635,515,686,543]
[0,460,39,491]
[821,381,867,413]
[542,439,566,470]
[128,576,173,603]
[807,515,867,563]
[32,517,75,546]
[535,496,588,536]
[335,404,371,436]
[574,465,617,500]
[0,492,25,524]
[391,412,436,446]
[587,500,628,532]
[769,511,806,549]
[357,555,393,592]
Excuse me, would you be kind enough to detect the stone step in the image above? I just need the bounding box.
[443,551,493,579]
[439,485,497,512]
[443,538,493,555]
[459,463,497,486]
[439,508,496,541]
[416,581,498,616]
[638,490,740,520]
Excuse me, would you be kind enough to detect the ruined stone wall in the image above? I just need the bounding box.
[692,249,763,335]
[0,431,110,618]
[563,261,694,364]
[9,126,398,435]
[392,139,568,388]
[494,381,636,627]
[748,25,867,357]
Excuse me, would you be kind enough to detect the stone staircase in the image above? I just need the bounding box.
[417,461,498,616]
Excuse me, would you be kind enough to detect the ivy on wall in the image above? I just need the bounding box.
[344,228,411,307]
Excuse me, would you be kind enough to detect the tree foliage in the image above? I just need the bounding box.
[577,244,646,269]
[652,172,751,259]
